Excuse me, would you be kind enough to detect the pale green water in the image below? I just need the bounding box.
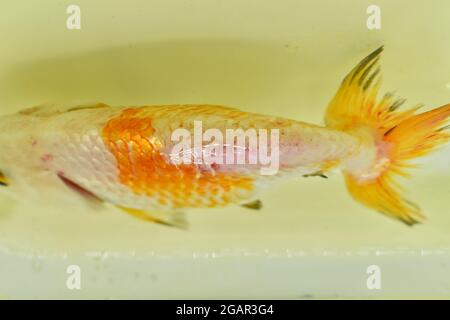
[0,0,449,299]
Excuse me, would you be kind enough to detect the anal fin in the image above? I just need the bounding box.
[241,199,262,210]
[118,206,188,230]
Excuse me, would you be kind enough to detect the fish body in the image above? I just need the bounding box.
[0,104,360,211]
[0,46,449,227]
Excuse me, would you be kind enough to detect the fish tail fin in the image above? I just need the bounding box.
[325,46,450,225]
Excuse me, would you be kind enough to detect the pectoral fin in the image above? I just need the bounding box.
[118,206,188,230]
[57,173,103,207]
[57,173,187,228]
[0,171,8,186]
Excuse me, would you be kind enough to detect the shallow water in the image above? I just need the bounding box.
[0,0,449,298]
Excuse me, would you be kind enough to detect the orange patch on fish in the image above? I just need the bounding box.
[101,107,254,208]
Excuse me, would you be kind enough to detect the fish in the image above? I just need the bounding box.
[0,46,448,228]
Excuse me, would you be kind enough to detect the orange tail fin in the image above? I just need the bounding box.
[326,46,450,225]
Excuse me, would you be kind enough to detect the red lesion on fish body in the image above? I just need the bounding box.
[101,107,255,208]
[39,153,55,171]
[40,154,54,163]
[211,162,220,171]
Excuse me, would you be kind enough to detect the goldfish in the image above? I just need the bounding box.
[0,46,448,228]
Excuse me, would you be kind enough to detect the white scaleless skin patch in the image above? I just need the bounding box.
[0,47,448,226]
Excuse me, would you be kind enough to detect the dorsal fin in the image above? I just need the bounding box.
[18,102,110,117]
